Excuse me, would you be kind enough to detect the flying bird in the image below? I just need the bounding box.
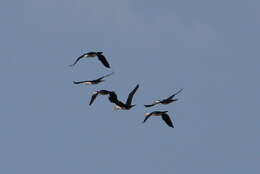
[143,111,174,128]
[73,72,114,85]
[70,52,111,68]
[144,89,183,107]
[89,90,112,105]
[108,84,139,110]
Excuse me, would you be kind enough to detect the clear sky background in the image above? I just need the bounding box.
[1,0,260,173]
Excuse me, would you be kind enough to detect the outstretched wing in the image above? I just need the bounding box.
[108,91,119,103]
[166,89,183,100]
[144,104,156,107]
[89,92,99,105]
[69,54,86,66]
[97,53,110,68]
[161,113,174,128]
[144,102,159,107]
[126,84,139,106]
[108,91,125,107]
[142,116,151,123]
[96,72,114,81]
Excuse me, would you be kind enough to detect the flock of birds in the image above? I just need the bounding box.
[70,51,183,128]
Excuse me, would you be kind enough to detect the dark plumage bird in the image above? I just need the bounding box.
[143,111,174,128]
[73,72,114,85]
[144,89,183,107]
[108,84,139,110]
[70,52,111,68]
[89,90,111,105]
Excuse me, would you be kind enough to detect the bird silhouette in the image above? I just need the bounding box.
[73,72,114,85]
[144,89,183,107]
[70,52,110,68]
[143,111,174,128]
[108,84,139,110]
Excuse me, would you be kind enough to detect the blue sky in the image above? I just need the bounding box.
[1,0,260,173]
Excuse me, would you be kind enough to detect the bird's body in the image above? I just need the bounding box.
[83,52,99,57]
[73,72,114,85]
[143,111,174,128]
[108,91,132,109]
[70,51,111,68]
[113,100,134,110]
[145,111,168,116]
[144,89,183,107]
[89,90,112,105]
[108,84,139,110]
